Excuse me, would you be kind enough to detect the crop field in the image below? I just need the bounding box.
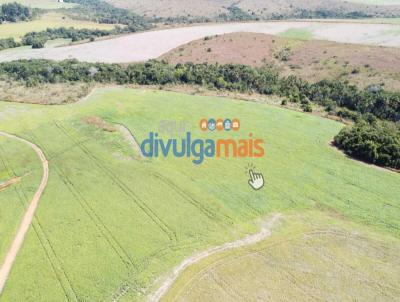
[0,88,399,301]
[1,21,400,63]
[0,13,118,40]
[0,135,42,264]
[0,0,76,9]
[163,211,400,301]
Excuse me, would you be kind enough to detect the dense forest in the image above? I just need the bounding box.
[0,59,398,168]
[0,2,36,23]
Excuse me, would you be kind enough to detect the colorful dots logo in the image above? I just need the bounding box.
[199,118,241,131]
[208,119,216,131]
[200,118,208,131]
[216,119,224,131]
[232,118,240,131]
[223,119,232,131]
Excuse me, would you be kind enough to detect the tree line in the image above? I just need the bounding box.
[63,0,150,28]
[0,60,398,122]
[0,27,115,50]
[23,27,124,48]
[0,59,398,168]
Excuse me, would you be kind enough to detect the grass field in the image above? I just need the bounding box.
[0,0,76,9]
[0,13,117,40]
[0,88,399,301]
[163,211,400,301]
[0,135,42,266]
[278,28,313,40]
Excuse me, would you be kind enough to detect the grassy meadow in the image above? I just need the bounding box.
[279,28,313,40]
[163,211,400,301]
[0,13,118,40]
[0,88,398,301]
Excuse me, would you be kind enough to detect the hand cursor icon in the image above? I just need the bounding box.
[248,169,264,190]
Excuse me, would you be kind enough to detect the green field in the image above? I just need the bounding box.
[0,136,42,264]
[0,88,399,301]
[0,13,117,40]
[163,211,400,301]
[0,0,76,9]
[278,28,313,40]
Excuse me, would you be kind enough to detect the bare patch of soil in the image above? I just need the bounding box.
[0,80,92,104]
[83,116,117,132]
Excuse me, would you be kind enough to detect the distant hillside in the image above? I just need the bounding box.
[161,32,400,92]
[105,0,400,21]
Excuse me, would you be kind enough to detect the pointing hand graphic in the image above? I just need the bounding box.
[248,169,264,190]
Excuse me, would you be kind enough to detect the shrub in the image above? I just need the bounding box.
[302,103,313,112]
[334,119,400,169]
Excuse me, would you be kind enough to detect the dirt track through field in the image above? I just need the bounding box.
[0,131,48,295]
[0,21,399,63]
[116,124,143,159]
[148,213,281,302]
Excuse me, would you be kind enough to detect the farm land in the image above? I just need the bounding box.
[0,88,399,301]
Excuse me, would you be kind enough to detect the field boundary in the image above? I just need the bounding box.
[0,131,49,295]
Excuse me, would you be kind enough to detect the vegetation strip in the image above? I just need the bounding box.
[0,131,49,295]
[149,213,281,302]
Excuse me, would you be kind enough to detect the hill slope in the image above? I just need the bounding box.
[106,0,400,19]
[162,32,400,92]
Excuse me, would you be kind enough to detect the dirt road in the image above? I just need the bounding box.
[148,213,281,302]
[0,131,48,295]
